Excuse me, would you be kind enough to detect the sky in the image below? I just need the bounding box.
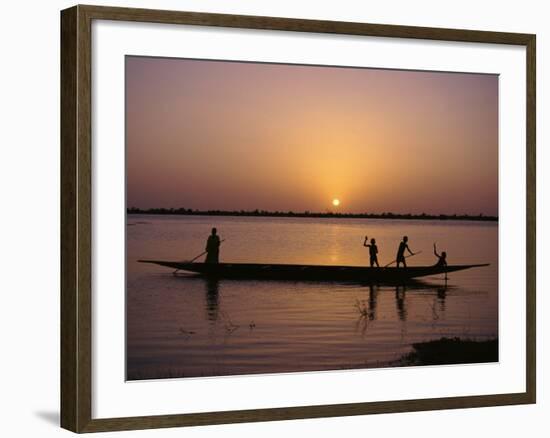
[126,56,498,216]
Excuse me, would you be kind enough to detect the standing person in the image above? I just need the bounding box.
[433,243,448,267]
[205,228,221,263]
[396,236,414,268]
[363,236,380,267]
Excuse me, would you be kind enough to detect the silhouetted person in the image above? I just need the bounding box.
[363,236,379,267]
[396,236,414,268]
[205,228,221,263]
[433,243,447,267]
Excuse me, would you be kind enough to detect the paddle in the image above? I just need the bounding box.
[184,239,226,263]
[383,250,422,268]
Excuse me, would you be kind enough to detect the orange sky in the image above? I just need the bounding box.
[126,56,498,215]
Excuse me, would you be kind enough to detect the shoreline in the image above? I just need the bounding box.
[127,338,499,380]
[127,209,498,222]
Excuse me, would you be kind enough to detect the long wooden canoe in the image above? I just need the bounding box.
[138,260,489,282]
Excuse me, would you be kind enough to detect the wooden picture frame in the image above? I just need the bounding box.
[61,4,536,433]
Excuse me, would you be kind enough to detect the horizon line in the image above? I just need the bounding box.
[127,207,498,221]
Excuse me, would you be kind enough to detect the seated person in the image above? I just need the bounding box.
[433,243,447,267]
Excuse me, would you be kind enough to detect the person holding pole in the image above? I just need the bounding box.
[396,236,414,268]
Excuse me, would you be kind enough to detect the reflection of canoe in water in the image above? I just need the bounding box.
[138,260,489,282]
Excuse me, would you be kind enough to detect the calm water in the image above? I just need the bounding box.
[126,215,498,380]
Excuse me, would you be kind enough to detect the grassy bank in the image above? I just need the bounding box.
[399,337,498,366]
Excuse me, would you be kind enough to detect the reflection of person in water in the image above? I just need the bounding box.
[205,228,221,263]
[395,285,407,321]
[433,243,447,267]
[437,286,447,312]
[205,279,220,321]
[368,285,378,321]
[363,236,380,267]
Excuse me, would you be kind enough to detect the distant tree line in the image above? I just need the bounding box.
[127,207,498,222]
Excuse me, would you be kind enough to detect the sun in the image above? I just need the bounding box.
[332,198,340,207]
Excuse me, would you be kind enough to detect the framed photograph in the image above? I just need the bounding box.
[60,4,536,433]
